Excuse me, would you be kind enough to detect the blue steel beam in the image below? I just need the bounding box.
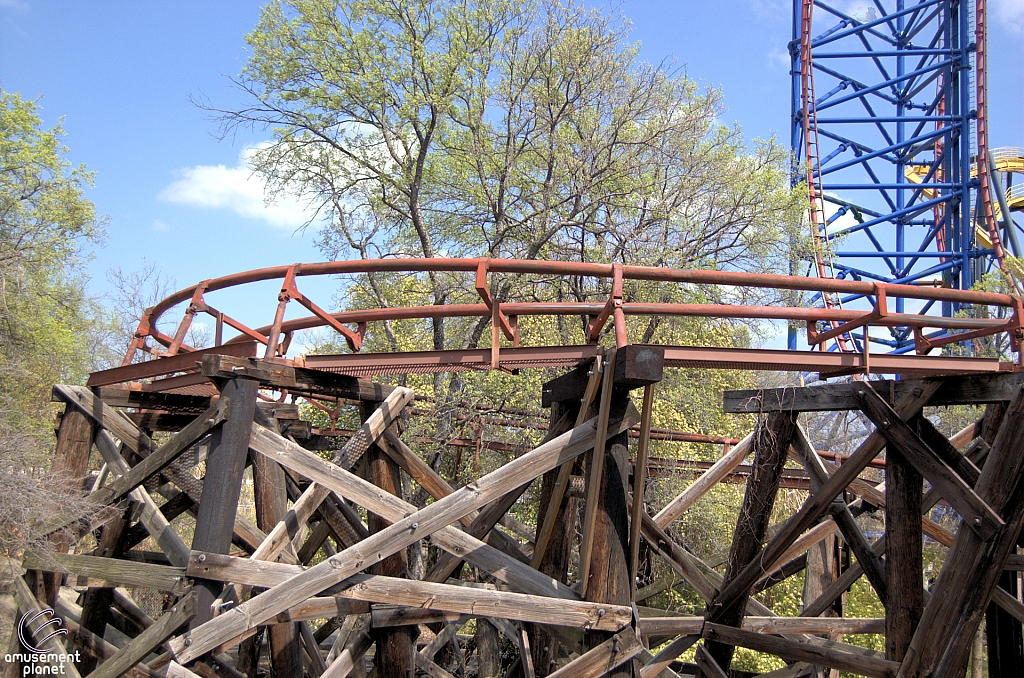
[790,0,985,350]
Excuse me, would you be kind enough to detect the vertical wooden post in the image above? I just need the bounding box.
[528,401,580,676]
[583,388,633,677]
[986,567,1024,677]
[884,444,923,662]
[252,444,304,676]
[39,406,95,607]
[704,411,797,674]
[76,508,129,674]
[361,401,415,678]
[802,535,836,678]
[190,376,259,629]
[476,619,501,678]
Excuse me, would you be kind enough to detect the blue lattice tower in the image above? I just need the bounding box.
[788,0,1008,352]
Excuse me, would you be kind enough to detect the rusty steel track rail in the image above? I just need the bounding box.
[100,258,1022,388]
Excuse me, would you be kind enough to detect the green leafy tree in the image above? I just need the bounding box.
[210,0,800,421]
[0,89,109,560]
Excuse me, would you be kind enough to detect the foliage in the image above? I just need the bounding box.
[0,89,111,561]
[0,89,111,444]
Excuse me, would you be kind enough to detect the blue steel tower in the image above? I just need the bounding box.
[789,0,1009,352]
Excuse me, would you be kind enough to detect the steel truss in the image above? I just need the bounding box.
[791,0,1004,351]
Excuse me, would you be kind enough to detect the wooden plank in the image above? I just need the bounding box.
[248,422,578,600]
[630,384,655,582]
[201,354,395,401]
[166,661,203,678]
[10,576,83,678]
[885,443,923,662]
[519,625,536,678]
[190,377,259,629]
[577,353,617,598]
[791,425,888,603]
[55,384,154,455]
[703,623,899,678]
[185,554,630,631]
[321,627,373,678]
[711,381,941,619]
[87,594,195,678]
[172,402,640,663]
[723,373,1024,413]
[248,386,415,564]
[89,399,229,507]
[361,400,413,678]
[62,617,160,678]
[95,389,212,413]
[695,645,730,678]
[653,430,754,528]
[900,387,1024,677]
[637,617,885,636]
[371,606,465,627]
[582,388,632,673]
[41,403,96,608]
[379,430,528,561]
[22,553,187,595]
[251,417,303,678]
[533,369,601,568]
[856,383,1003,539]
[75,510,128,676]
[87,343,257,387]
[705,411,796,672]
[545,630,643,678]
[525,402,582,674]
[638,634,698,678]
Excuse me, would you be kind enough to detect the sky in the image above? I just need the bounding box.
[1,0,1022,348]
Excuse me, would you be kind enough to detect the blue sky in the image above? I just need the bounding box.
[1,0,1021,345]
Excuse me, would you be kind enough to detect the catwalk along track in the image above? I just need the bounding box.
[15,258,1024,678]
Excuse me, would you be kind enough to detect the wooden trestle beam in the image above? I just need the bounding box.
[18,358,1024,677]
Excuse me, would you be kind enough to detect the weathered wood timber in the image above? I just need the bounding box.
[711,381,940,619]
[184,554,631,630]
[251,414,304,678]
[88,594,196,678]
[704,411,796,674]
[583,412,632,674]
[361,399,415,678]
[202,354,395,401]
[172,402,640,663]
[248,422,577,599]
[900,385,1024,677]
[856,383,1002,539]
[247,385,415,564]
[190,376,259,629]
[29,537,188,594]
[791,426,888,604]
[653,431,754,528]
[885,443,923,662]
[723,373,1024,413]
[703,624,899,678]
[545,630,644,678]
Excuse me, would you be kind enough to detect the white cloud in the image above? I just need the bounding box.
[152,220,168,232]
[993,0,1024,34]
[767,46,790,70]
[158,145,320,229]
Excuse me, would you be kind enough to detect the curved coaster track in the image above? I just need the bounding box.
[14,258,1024,678]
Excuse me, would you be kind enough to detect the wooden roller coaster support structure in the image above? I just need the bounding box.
[14,258,1024,678]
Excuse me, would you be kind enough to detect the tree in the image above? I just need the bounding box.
[0,89,109,560]
[210,0,800,412]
